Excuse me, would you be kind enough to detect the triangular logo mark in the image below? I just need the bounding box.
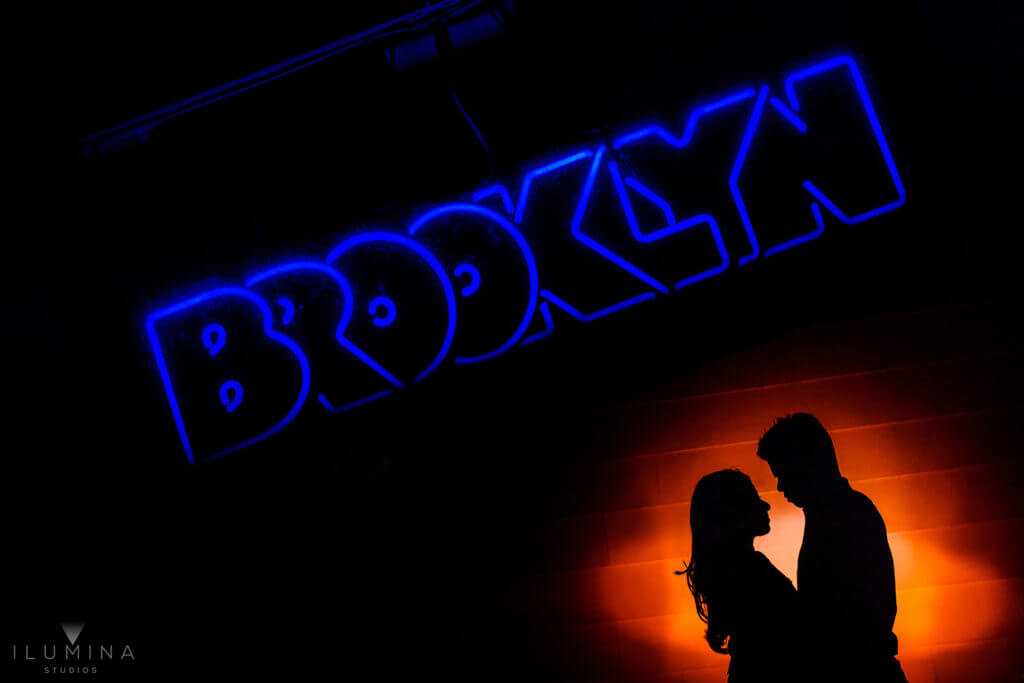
[60,623,85,646]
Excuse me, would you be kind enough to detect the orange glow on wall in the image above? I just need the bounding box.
[496,308,1023,682]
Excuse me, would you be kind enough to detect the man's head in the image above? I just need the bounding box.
[757,413,841,508]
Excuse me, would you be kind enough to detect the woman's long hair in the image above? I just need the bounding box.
[676,469,755,654]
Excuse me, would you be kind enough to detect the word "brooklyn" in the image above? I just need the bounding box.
[145,54,905,464]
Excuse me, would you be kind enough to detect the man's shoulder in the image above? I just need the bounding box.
[840,486,887,532]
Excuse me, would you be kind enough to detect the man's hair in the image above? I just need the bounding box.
[756,413,840,474]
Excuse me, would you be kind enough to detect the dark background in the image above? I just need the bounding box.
[1,1,1020,679]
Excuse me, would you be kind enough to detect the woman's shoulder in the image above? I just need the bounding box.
[750,552,797,594]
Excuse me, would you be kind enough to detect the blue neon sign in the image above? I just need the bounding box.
[144,54,905,464]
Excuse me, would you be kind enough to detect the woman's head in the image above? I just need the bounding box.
[679,469,771,653]
[690,469,771,547]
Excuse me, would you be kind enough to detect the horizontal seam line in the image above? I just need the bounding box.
[564,576,1024,629]
[631,632,1024,678]
[588,515,1024,571]
[603,445,1021,515]
[642,351,1012,405]
[626,405,1011,460]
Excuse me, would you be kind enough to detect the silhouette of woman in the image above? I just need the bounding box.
[679,470,804,682]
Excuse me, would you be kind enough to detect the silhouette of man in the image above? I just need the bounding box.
[757,413,907,682]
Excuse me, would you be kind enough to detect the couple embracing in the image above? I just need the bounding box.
[680,414,908,682]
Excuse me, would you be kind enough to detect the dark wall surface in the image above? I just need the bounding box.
[1,1,1021,679]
